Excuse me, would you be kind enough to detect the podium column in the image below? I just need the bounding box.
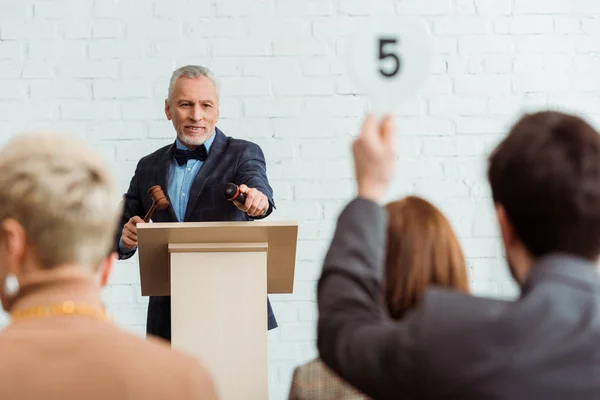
[169,242,268,399]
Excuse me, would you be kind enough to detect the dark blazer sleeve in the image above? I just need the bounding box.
[317,197,424,399]
[234,142,276,220]
[114,162,144,260]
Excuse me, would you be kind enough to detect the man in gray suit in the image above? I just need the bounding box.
[317,111,600,399]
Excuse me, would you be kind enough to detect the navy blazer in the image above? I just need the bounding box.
[115,128,278,342]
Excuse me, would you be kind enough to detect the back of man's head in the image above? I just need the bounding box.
[488,111,600,260]
[0,133,121,269]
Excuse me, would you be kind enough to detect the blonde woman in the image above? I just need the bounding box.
[0,133,218,400]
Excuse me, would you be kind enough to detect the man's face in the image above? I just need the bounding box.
[165,75,219,149]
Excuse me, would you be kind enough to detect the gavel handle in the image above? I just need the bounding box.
[143,201,157,223]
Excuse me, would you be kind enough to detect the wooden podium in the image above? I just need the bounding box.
[136,220,298,399]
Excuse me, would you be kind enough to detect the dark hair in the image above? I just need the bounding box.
[488,111,600,260]
[384,196,469,319]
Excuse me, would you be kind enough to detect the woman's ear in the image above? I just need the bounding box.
[98,253,115,288]
[0,219,27,276]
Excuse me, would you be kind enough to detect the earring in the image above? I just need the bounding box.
[3,274,19,298]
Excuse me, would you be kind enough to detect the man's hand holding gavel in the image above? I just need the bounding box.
[121,216,144,249]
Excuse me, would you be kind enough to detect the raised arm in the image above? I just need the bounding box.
[317,197,424,399]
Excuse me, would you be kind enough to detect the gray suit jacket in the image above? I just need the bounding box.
[317,197,600,400]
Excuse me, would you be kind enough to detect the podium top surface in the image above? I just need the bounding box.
[136,220,298,296]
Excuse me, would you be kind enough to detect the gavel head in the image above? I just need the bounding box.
[148,185,170,210]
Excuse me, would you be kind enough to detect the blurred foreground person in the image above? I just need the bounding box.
[0,133,218,400]
[318,111,600,399]
[290,196,469,399]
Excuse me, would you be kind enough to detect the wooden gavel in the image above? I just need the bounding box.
[143,185,170,222]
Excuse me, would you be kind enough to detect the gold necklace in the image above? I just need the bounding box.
[10,300,110,323]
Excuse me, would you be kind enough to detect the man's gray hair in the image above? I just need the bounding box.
[167,65,219,103]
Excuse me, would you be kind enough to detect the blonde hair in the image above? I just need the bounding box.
[0,132,121,269]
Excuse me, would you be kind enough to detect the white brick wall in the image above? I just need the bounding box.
[1,1,600,398]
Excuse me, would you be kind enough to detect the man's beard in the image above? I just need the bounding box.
[178,132,209,148]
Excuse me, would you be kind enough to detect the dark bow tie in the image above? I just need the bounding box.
[173,145,208,166]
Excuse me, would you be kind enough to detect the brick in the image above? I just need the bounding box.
[270,303,299,323]
[185,19,247,38]
[512,74,570,92]
[22,61,56,79]
[92,19,124,38]
[494,16,555,34]
[514,0,573,14]
[456,116,505,135]
[272,77,334,96]
[461,238,503,258]
[419,75,453,96]
[28,40,86,59]
[456,136,486,156]
[513,54,545,73]
[94,0,153,19]
[30,80,90,99]
[298,138,351,160]
[473,0,512,15]
[272,116,361,138]
[60,101,120,121]
[152,40,208,59]
[454,75,510,95]
[554,17,583,34]
[428,95,488,117]
[276,1,334,16]
[89,40,153,58]
[458,36,516,54]
[434,17,490,35]
[423,137,457,156]
[273,39,329,56]
[338,0,396,15]
[211,39,270,56]
[1,21,58,40]
[300,97,366,117]
[0,101,58,121]
[121,99,164,120]
[216,118,274,139]
[244,98,300,117]
[295,180,353,200]
[92,79,152,99]
[415,178,470,199]
[297,302,317,321]
[58,60,118,79]
[397,0,451,15]
[0,2,32,19]
[62,21,92,39]
[121,58,175,78]
[102,285,134,304]
[220,77,271,97]
[154,0,211,19]
[0,81,27,99]
[241,58,302,78]
[517,36,574,53]
[430,37,458,54]
[292,260,322,282]
[127,21,183,39]
[246,18,311,38]
[0,41,24,60]
[400,116,454,136]
[576,37,600,53]
[482,55,513,73]
[215,1,274,17]
[33,0,92,18]
[89,121,147,140]
[0,61,23,79]
[312,17,358,37]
